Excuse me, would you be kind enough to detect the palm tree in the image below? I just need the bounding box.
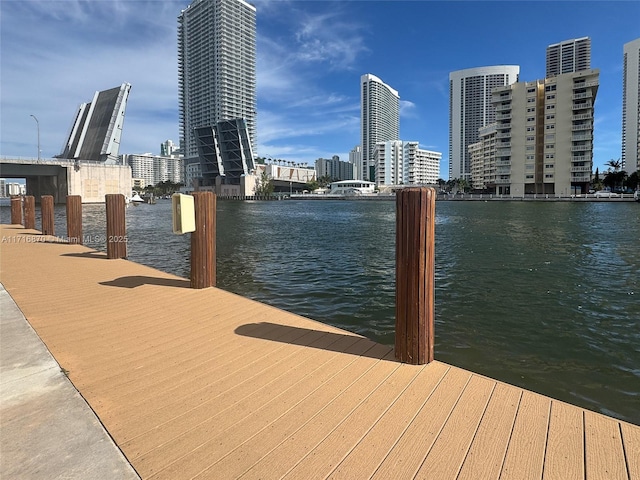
[606,159,622,172]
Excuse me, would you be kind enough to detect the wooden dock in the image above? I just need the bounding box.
[1,223,638,479]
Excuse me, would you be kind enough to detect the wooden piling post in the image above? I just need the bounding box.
[10,197,22,225]
[66,195,83,244]
[190,191,216,289]
[395,187,436,364]
[105,194,127,259]
[24,196,36,229]
[41,195,55,236]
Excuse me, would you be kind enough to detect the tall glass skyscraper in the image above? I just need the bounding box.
[178,0,257,161]
[360,74,399,182]
[448,66,519,181]
[622,38,640,172]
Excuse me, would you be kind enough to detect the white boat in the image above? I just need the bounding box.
[130,192,144,203]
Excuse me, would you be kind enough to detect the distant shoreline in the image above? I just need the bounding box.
[287,193,637,202]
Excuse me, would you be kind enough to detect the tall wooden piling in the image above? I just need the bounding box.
[190,191,216,289]
[105,194,127,259]
[10,197,22,225]
[41,195,55,236]
[395,187,436,365]
[24,196,36,229]
[66,195,83,244]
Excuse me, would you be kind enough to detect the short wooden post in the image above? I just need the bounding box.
[41,195,55,236]
[24,196,36,229]
[66,195,83,244]
[105,194,127,259]
[190,191,216,289]
[10,197,22,225]
[395,187,436,364]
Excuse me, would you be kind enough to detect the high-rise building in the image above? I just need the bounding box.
[449,66,519,181]
[348,145,362,180]
[622,38,640,172]
[315,155,354,181]
[372,141,441,186]
[124,153,184,187]
[361,74,399,182]
[178,0,257,165]
[490,69,599,196]
[546,37,591,77]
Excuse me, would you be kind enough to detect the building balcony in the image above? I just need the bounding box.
[571,166,592,173]
[495,178,511,184]
[572,91,594,100]
[571,155,591,162]
[497,123,511,130]
[572,113,593,121]
[496,167,510,174]
[496,160,511,167]
[572,134,593,142]
[572,101,593,110]
[496,132,511,139]
[571,144,592,152]
[573,80,599,89]
[571,176,589,183]
[495,104,511,112]
[497,142,511,148]
[495,113,512,120]
[572,123,593,131]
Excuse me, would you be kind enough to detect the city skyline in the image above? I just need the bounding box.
[1,1,638,179]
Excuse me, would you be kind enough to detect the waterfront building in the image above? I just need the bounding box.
[361,74,399,182]
[178,0,257,164]
[406,143,441,185]
[546,37,591,77]
[622,38,640,172]
[348,146,362,180]
[315,155,354,181]
[373,141,441,187]
[160,140,180,157]
[124,153,184,187]
[491,69,599,195]
[0,179,5,197]
[57,83,131,163]
[468,124,498,191]
[449,66,520,181]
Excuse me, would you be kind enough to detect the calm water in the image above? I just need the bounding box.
[2,199,639,424]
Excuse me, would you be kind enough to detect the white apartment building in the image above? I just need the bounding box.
[373,141,441,187]
[491,69,599,196]
[449,66,520,181]
[546,37,591,77]
[178,0,256,162]
[361,74,399,182]
[622,38,640,172]
[125,153,184,188]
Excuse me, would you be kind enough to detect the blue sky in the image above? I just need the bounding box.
[1,0,638,179]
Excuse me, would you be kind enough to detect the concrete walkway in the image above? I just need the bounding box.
[0,284,139,479]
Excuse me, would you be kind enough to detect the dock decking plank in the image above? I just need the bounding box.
[499,390,551,480]
[621,422,640,480]
[543,401,585,480]
[326,362,450,480]
[415,374,496,479]
[585,410,629,480]
[456,382,522,480]
[370,367,472,479]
